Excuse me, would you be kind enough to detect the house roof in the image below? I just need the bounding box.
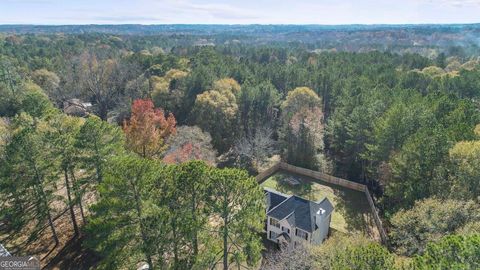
[0,244,11,257]
[264,188,334,233]
[63,99,91,117]
[265,188,289,212]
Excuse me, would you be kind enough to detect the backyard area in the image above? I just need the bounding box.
[261,170,380,240]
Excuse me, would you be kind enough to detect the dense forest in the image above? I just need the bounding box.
[0,25,479,269]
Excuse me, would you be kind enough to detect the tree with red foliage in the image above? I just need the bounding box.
[163,143,200,164]
[123,99,176,159]
[163,126,217,165]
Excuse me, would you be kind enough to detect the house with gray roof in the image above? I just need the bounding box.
[264,188,333,246]
[63,99,92,117]
[0,244,11,257]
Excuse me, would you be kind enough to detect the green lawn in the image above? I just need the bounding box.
[261,170,379,239]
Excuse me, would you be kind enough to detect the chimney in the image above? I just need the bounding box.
[315,208,326,226]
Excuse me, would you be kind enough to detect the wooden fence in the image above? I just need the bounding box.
[256,162,388,246]
[255,162,281,183]
[364,188,388,246]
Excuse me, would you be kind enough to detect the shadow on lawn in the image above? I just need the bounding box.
[44,236,101,270]
[333,189,371,235]
[270,173,315,200]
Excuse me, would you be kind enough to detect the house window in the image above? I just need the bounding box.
[296,229,308,240]
[269,231,278,240]
[281,226,290,234]
[270,218,280,228]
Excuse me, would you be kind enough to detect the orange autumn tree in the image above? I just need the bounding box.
[163,143,201,164]
[162,126,217,165]
[123,99,176,159]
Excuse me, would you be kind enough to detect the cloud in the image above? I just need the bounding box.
[153,0,262,22]
[89,16,168,23]
[2,0,54,4]
[424,0,480,7]
[34,0,261,24]
[2,0,480,25]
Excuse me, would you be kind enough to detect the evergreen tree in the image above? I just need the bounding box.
[85,155,168,270]
[75,115,125,184]
[1,113,60,246]
[332,242,396,270]
[206,168,265,270]
[173,161,211,268]
[46,114,84,236]
[412,234,480,269]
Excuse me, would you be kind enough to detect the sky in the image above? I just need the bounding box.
[1,0,480,25]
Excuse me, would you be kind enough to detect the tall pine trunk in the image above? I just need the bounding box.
[172,216,179,269]
[64,168,79,237]
[222,190,229,270]
[98,103,108,121]
[191,192,198,263]
[46,207,59,247]
[33,164,58,246]
[93,142,103,183]
[95,159,103,184]
[70,168,86,225]
[133,184,154,269]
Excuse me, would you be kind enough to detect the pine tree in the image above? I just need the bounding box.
[1,113,59,246]
[168,161,211,268]
[46,114,84,236]
[206,168,265,270]
[85,155,168,270]
[76,115,125,184]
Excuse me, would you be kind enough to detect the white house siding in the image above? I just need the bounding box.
[293,228,310,244]
[311,214,331,245]
[267,217,293,242]
[267,216,316,246]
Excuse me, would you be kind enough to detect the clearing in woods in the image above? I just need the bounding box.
[261,170,380,240]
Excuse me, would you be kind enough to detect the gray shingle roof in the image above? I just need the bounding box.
[318,197,334,217]
[265,188,334,233]
[0,244,11,257]
[265,188,289,212]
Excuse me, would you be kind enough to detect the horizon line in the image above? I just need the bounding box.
[1,23,480,27]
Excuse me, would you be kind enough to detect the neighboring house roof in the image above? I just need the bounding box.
[63,99,92,117]
[0,244,11,257]
[264,188,334,233]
